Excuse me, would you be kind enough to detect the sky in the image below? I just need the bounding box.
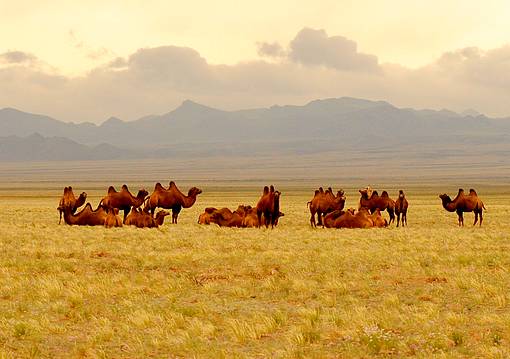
[1,0,510,122]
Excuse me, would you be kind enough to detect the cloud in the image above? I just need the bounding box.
[0,51,37,65]
[2,27,510,122]
[257,42,286,58]
[288,28,380,72]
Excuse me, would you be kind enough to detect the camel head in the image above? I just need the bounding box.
[188,187,202,197]
[347,208,356,215]
[439,194,451,203]
[359,188,370,199]
[156,210,170,218]
[398,190,405,199]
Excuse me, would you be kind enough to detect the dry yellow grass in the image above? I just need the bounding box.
[0,185,509,357]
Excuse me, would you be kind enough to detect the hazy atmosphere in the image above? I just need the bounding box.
[2,1,510,122]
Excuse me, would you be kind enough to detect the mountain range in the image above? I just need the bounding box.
[1,97,509,161]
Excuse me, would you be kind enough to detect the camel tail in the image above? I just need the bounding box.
[307,201,312,208]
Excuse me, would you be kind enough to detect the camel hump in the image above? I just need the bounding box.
[205,207,217,214]
[121,184,129,191]
[381,191,389,198]
[155,182,164,191]
[270,185,275,192]
[263,186,269,194]
[314,189,320,196]
[469,188,477,195]
[372,190,379,196]
[458,188,464,194]
[107,186,116,194]
[169,181,176,188]
[319,187,324,193]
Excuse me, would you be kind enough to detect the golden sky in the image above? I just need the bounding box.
[2,0,510,121]
[2,0,510,75]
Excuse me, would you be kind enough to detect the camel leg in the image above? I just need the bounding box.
[456,210,464,226]
[264,210,270,228]
[388,208,395,225]
[317,212,323,227]
[479,211,483,226]
[310,209,316,227]
[123,207,130,224]
[59,210,62,225]
[396,212,400,227]
[403,211,407,226]
[473,211,478,226]
[257,210,262,228]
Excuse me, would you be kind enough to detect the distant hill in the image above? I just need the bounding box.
[0,133,130,161]
[1,97,509,161]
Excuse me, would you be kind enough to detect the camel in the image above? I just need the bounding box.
[57,186,87,224]
[359,188,395,225]
[323,209,346,228]
[63,203,108,226]
[308,187,346,227]
[439,188,485,226]
[256,185,281,228]
[100,185,148,223]
[371,209,388,228]
[211,208,244,228]
[146,181,202,224]
[125,208,170,228]
[198,207,218,225]
[333,208,374,229]
[395,190,409,227]
[104,208,123,228]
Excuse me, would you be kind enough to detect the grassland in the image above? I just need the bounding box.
[0,183,509,358]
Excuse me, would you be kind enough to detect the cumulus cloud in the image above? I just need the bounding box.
[0,51,37,65]
[288,28,380,72]
[257,42,286,58]
[1,27,510,122]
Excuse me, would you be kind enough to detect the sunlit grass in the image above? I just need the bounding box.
[0,186,509,357]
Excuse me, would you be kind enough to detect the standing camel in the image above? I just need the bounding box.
[256,185,281,228]
[395,190,409,227]
[359,188,395,225]
[439,188,485,226]
[307,187,346,227]
[99,185,148,223]
[145,181,202,224]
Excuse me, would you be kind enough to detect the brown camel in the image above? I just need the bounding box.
[63,203,107,226]
[359,188,395,225]
[371,209,388,228]
[211,208,244,228]
[100,185,148,223]
[395,190,409,227]
[125,208,170,228]
[104,208,123,228]
[57,186,87,224]
[146,181,202,224]
[308,187,346,227]
[198,207,218,225]
[256,185,281,228]
[333,208,375,228]
[439,188,485,226]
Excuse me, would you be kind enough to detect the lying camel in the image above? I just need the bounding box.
[308,187,346,227]
[395,190,409,227]
[198,207,219,225]
[371,209,388,228]
[125,208,170,228]
[57,186,87,224]
[359,188,395,225]
[211,208,244,228]
[439,188,485,226]
[333,208,374,228]
[146,181,202,224]
[256,185,281,228]
[104,208,123,228]
[100,185,148,223]
[63,203,107,226]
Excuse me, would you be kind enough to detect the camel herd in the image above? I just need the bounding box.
[58,182,202,228]
[57,182,486,229]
